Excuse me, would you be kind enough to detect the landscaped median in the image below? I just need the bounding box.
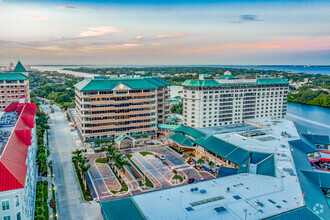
[95,157,128,194]
[126,154,154,189]
[72,149,93,201]
[35,181,49,220]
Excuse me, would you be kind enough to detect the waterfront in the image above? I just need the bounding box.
[286,102,330,135]
[32,65,329,135]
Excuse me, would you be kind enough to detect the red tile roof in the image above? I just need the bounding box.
[0,102,36,192]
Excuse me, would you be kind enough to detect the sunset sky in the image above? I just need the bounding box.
[1,0,330,65]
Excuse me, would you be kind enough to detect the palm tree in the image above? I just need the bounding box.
[98,139,105,148]
[105,139,112,147]
[106,145,117,163]
[114,154,129,173]
[189,153,194,159]
[72,149,83,156]
[143,135,148,143]
[136,136,141,144]
[72,153,83,165]
[208,161,215,171]
[197,158,205,168]
[80,162,91,190]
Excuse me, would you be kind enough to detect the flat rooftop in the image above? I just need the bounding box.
[133,173,303,220]
[131,118,305,219]
[0,111,18,157]
[102,118,329,219]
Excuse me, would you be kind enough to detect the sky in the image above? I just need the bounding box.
[0,0,330,65]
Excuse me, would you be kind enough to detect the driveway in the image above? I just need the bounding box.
[45,104,102,220]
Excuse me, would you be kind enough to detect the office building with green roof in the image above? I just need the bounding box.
[0,61,30,110]
[74,77,171,146]
[182,74,289,128]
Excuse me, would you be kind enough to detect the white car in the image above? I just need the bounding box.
[161,155,166,160]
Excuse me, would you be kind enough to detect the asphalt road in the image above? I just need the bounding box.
[43,104,102,220]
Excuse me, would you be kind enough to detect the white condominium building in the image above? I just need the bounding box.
[182,76,289,128]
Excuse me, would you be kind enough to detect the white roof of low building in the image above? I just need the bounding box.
[132,118,306,219]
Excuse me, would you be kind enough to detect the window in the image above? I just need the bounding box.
[16,212,21,220]
[15,196,19,207]
[2,200,9,210]
[4,216,11,220]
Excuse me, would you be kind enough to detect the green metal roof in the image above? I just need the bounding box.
[219,75,237,79]
[0,73,28,81]
[182,79,220,87]
[301,134,330,145]
[289,139,318,154]
[182,78,288,87]
[158,124,180,130]
[13,61,27,73]
[195,136,249,165]
[291,139,330,219]
[169,133,195,147]
[100,197,145,220]
[267,207,321,220]
[256,154,275,177]
[114,133,134,143]
[75,77,170,91]
[173,125,205,139]
[257,78,289,85]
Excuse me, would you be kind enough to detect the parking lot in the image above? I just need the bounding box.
[86,145,215,201]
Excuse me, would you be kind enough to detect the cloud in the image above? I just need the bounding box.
[24,14,48,20]
[229,14,262,23]
[76,26,123,38]
[157,33,187,39]
[36,46,61,51]
[183,36,330,53]
[59,5,77,10]
[150,43,168,46]
[135,36,143,41]
[122,44,139,47]
[271,36,307,41]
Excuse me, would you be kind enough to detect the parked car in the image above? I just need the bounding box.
[161,155,166,160]
[188,178,195,184]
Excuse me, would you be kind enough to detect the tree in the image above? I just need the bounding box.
[80,162,91,191]
[208,161,215,170]
[37,153,47,173]
[197,158,205,167]
[106,145,117,164]
[143,135,148,143]
[136,136,141,144]
[114,154,129,173]
[98,139,105,148]
[72,149,83,156]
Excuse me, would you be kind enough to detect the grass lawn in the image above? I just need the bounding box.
[95,157,107,163]
[111,186,128,194]
[172,174,183,182]
[139,152,153,157]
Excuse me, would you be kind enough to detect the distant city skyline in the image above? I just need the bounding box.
[1,0,330,65]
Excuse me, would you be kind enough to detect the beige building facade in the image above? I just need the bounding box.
[74,77,171,146]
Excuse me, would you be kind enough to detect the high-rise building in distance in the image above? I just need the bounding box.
[182,75,289,128]
[74,77,171,147]
[0,61,30,110]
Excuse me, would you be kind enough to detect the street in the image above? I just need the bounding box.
[42,104,102,220]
